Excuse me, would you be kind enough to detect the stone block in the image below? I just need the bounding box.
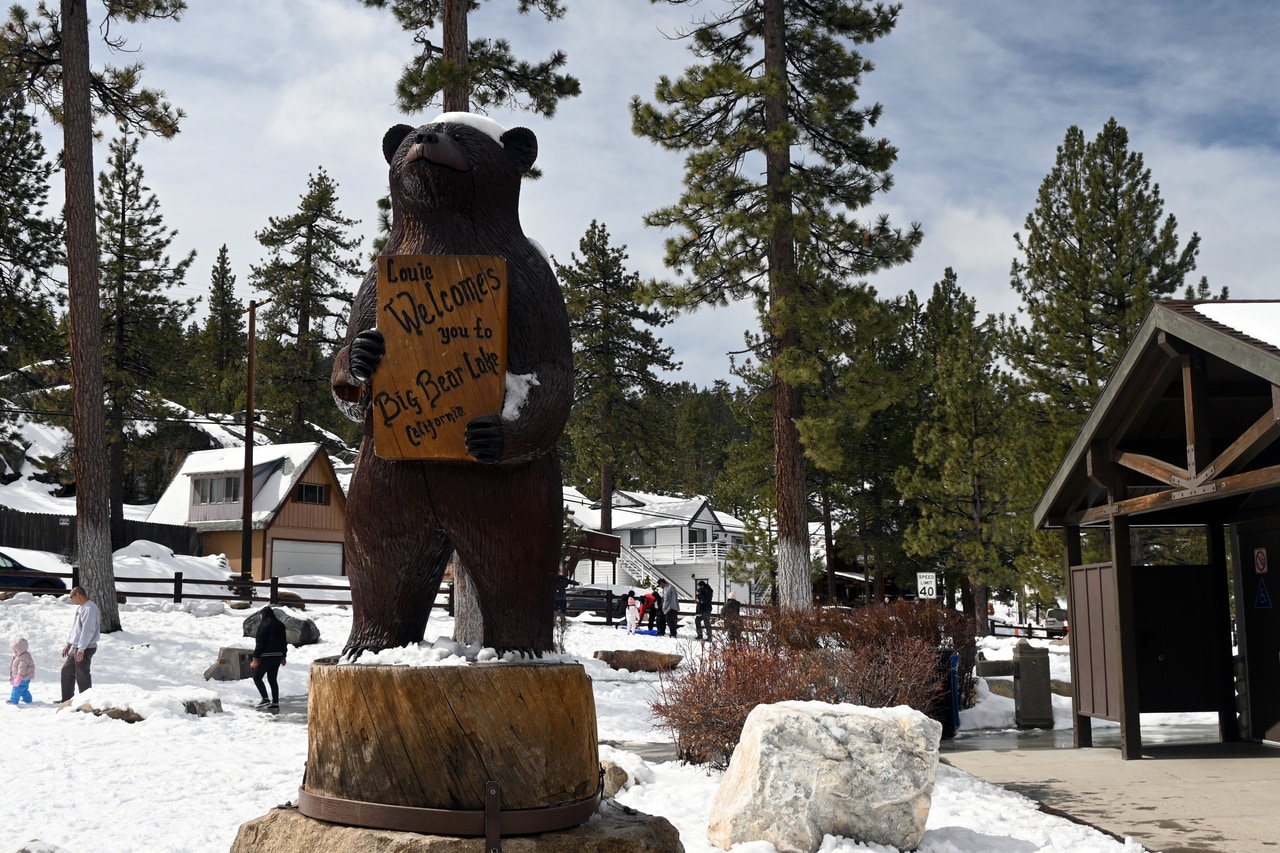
[203,646,255,681]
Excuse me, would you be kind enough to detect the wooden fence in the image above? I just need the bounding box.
[0,564,455,612]
[0,505,198,559]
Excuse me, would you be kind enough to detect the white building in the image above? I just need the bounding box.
[563,487,750,603]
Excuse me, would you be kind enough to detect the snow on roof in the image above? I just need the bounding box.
[1193,301,1280,349]
[562,487,744,533]
[147,443,322,528]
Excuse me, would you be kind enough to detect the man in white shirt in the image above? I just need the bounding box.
[61,586,101,702]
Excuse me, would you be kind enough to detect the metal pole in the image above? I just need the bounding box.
[241,298,271,596]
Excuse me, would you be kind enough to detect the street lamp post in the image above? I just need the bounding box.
[241,297,271,597]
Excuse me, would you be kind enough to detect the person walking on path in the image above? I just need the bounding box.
[8,637,34,705]
[61,586,100,702]
[250,606,288,710]
[660,580,680,638]
[694,580,713,641]
[722,591,743,644]
[625,590,640,634]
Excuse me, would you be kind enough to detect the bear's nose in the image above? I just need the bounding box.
[415,132,440,145]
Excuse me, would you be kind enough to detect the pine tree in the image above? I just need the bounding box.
[1002,118,1203,584]
[186,244,246,414]
[633,0,921,608]
[0,86,63,375]
[2,0,186,631]
[555,221,679,532]
[1005,118,1201,426]
[96,133,196,546]
[896,270,1018,632]
[360,0,580,116]
[250,168,362,442]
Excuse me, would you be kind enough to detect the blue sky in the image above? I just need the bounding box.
[45,0,1280,385]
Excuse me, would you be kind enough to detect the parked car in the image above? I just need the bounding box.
[0,550,68,595]
[562,583,632,619]
[1045,608,1069,638]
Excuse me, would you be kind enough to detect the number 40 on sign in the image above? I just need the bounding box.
[917,571,937,599]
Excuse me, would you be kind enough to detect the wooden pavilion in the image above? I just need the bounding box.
[1036,300,1280,758]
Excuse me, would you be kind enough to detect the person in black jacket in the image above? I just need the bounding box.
[694,580,713,641]
[250,606,288,710]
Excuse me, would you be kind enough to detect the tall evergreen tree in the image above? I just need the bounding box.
[359,0,581,116]
[2,0,186,631]
[633,0,921,608]
[555,221,679,532]
[250,168,362,442]
[1005,118,1201,424]
[897,270,1018,633]
[0,86,63,375]
[96,133,196,546]
[186,244,246,414]
[1002,118,1203,583]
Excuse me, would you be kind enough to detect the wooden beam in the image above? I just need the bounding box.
[1086,440,1117,493]
[1113,450,1191,487]
[1068,462,1280,525]
[1206,384,1280,477]
[1183,351,1212,479]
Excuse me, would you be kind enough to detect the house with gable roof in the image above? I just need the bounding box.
[148,442,346,580]
[563,486,749,602]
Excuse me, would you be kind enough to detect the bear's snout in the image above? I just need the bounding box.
[405,128,471,173]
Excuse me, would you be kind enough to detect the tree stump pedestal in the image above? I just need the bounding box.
[298,658,602,841]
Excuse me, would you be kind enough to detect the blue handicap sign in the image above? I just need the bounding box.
[1257,578,1273,609]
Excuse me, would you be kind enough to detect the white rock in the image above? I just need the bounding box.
[706,701,941,852]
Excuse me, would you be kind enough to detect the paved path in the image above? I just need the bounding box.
[941,736,1280,853]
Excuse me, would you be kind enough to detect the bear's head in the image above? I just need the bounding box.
[382,113,537,225]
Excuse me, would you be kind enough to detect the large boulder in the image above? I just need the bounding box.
[231,800,684,852]
[242,607,321,647]
[706,701,941,852]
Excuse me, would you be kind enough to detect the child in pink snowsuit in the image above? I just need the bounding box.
[9,637,34,705]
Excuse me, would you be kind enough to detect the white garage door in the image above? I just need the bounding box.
[271,540,343,577]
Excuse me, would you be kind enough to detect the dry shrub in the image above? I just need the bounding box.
[651,601,976,769]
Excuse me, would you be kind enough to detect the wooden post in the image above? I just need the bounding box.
[1111,514,1143,759]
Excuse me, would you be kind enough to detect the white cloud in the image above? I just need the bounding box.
[30,0,1280,387]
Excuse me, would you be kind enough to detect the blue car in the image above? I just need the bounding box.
[0,550,68,595]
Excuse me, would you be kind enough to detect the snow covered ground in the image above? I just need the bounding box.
[0,545,1186,853]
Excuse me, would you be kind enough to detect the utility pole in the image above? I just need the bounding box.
[241,298,271,595]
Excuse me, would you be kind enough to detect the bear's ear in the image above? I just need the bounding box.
[501,127,538,175]
[383,124,414,164]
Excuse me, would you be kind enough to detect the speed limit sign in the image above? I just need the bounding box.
[917,571,937,599]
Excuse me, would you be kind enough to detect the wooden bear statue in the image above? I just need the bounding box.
[332,114,572,656]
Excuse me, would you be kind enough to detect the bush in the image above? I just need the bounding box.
[651,601,975,769]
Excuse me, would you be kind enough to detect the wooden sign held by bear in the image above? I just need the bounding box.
[373,253,509,460]
[332,114,572,657]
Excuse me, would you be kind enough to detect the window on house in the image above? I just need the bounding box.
[689,528,707,544]
[630,529,656,546]
[193,475,241,505]
[296,483,328,505]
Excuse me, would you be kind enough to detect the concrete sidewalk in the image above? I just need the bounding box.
[940,738,1280,853]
